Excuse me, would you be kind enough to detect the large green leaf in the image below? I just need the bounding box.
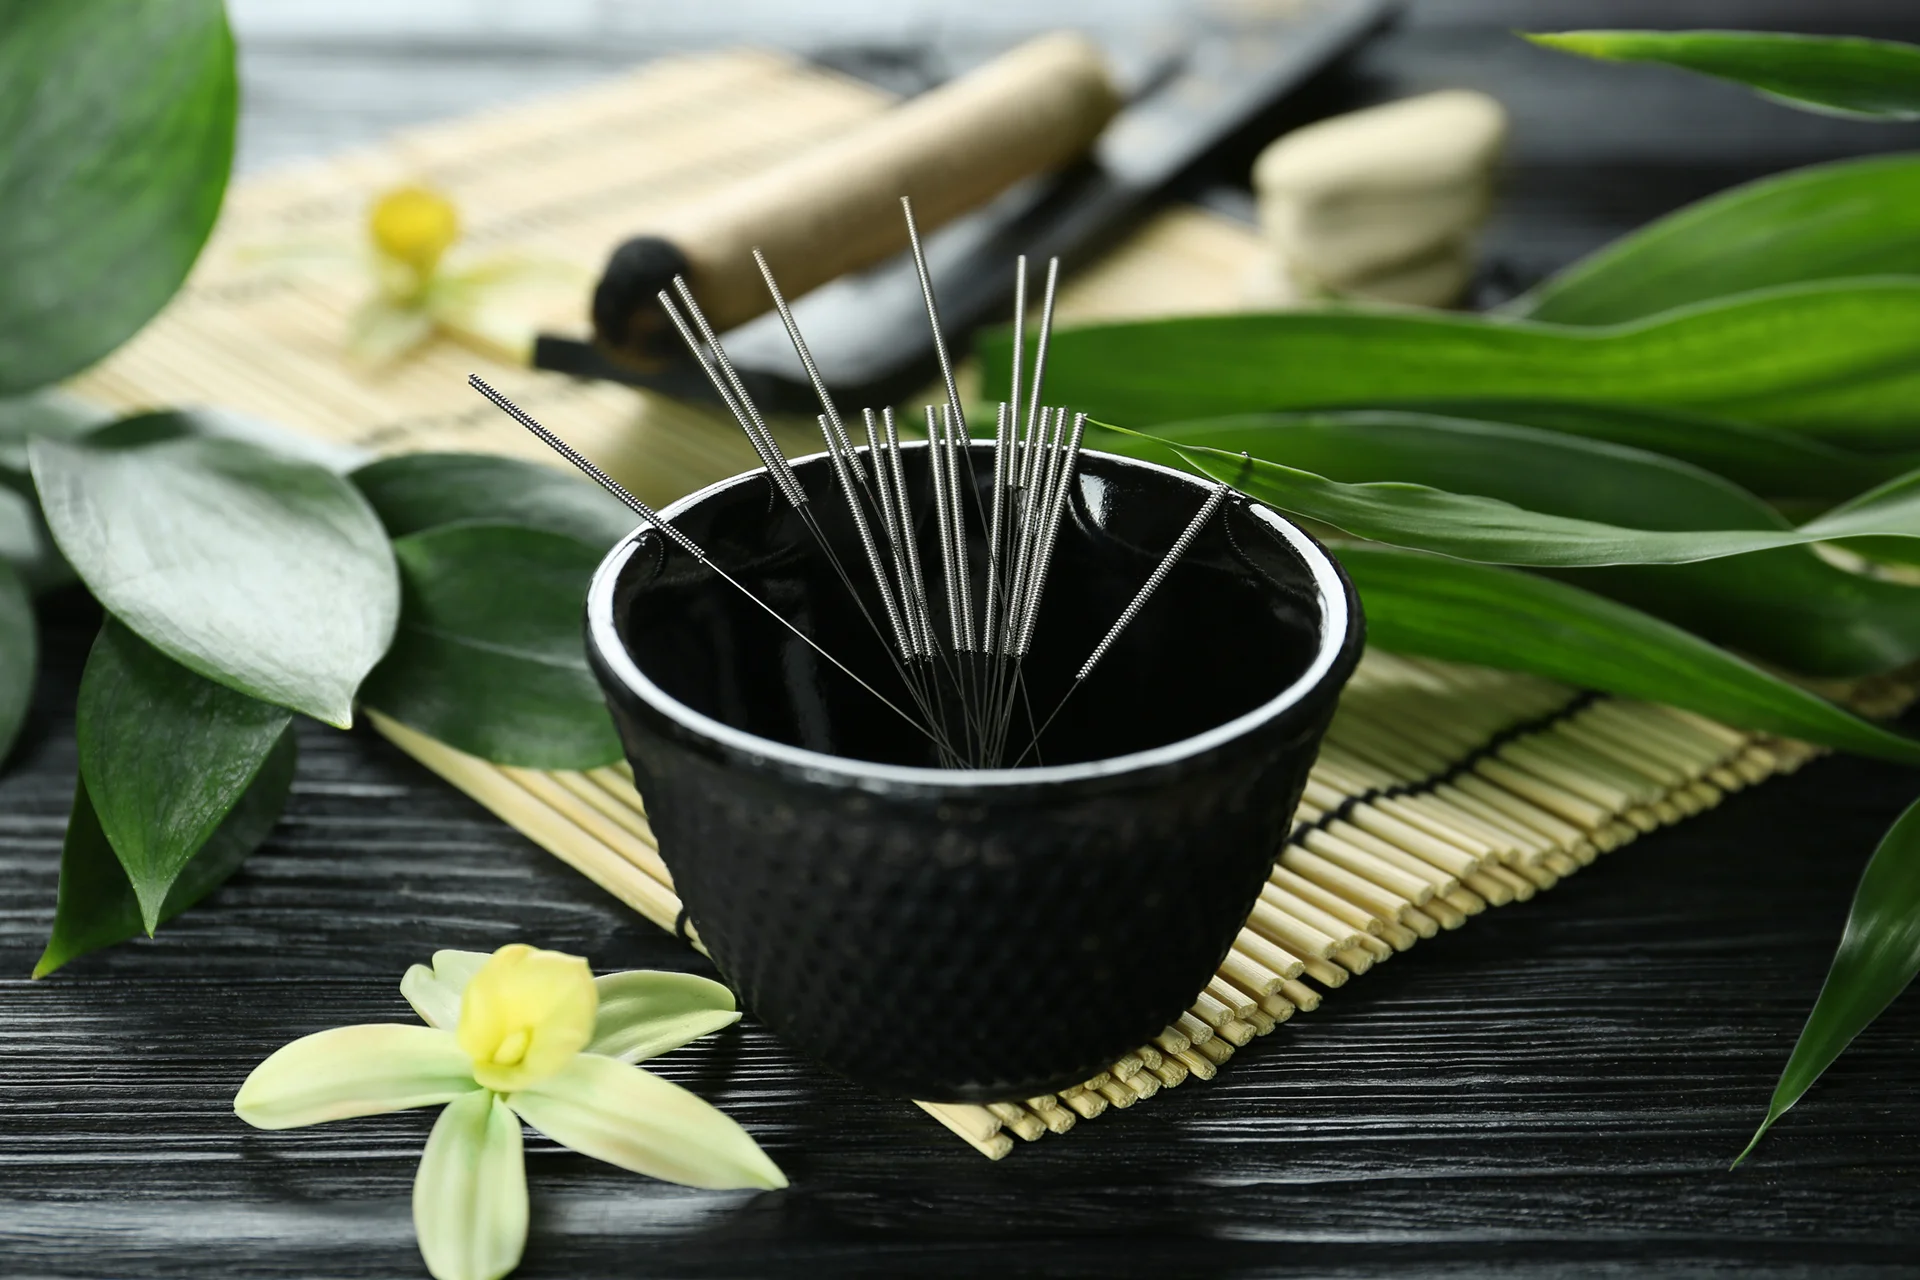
[1508,155,1920,325]
[1340,544,1920,767]
[1362,400,1906,504]
[0,0,237,393]
[34,727,295,978]
[358,523,621,770]
[1138,430,1920,567]
[1737,796,1920,1164]
[1527,30,1920,122]
[981,280,1920,450]
[1105,414,1920,676]
[77,621,292,931]
[1801,467,1920,568]
[0,560,34,762]
[350,451,636,547]
[30,428,399,727]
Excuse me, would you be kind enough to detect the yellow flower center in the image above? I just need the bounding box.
[369,184,460,280]
[456,943,597,1092]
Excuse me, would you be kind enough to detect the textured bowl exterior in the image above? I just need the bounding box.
[586,450,1363,1101]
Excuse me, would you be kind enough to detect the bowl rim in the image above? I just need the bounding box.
[585,443,1355,790]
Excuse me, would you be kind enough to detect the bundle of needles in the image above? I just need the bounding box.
[471,197,1229,770]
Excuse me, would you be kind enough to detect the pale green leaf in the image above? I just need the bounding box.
[78,621,292,931]
[0,560,33,763]
[30,429,399,727]
[234,1024,478,1129]
[1738,796,1920,1164]
[1527,30,1920,121]
[979,280,1920,450]
[1508,155,1920,326]
[413,1090,528,1280]
[1801,466,1920,565]
[358,523,621,769]
[1340,545,1920,768]
[0,0,236,393]
[33,728,295,978]
[587,971,740,1064]
[508,1054,786,1190]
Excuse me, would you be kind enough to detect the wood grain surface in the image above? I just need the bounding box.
[8,2,1920,1276]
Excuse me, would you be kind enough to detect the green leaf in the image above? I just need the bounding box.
[1138,428,1920,568]
[0,0,237,393]
[980,280,1920,450]
[587,971,741,1064]
[1339,544,1920,767]
[34,727,294,978]
[1109,412,1782,528]
[359,523,622,770]
[1508,155,1920,326]
[77,621,292,932]
[30,427,399,727]
[413,1090,528,1280]
[1104,413,1920,676]
[1356,399,1907,504]
[1564,549,1920,681]
[350,451,637,547]
[1526,30,1920,122]
[1737,796,1920,1164]
[508,1054,787,1190]
[0,560,35,762]
[1801,465,1920,559]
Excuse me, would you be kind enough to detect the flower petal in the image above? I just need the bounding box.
[402,965,461,1030]
[235,1024,478,1129]
[507,1055,786,1190]
[413,1090,527,1280]
[401,950,492,1029]
[586,970,740,1063]
[433,949,492,987]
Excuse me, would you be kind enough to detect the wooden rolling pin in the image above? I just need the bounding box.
[590,31,1121,365]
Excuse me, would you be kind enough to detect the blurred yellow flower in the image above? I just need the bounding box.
[456,943,597,1091]
[371,185,461,283]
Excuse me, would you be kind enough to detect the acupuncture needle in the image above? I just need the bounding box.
[465,374,937,746]
[1010,480,1232,768]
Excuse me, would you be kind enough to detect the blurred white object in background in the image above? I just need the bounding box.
[1250,89,1507,307]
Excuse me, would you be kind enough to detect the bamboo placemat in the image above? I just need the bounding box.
[65,48,1888,1158]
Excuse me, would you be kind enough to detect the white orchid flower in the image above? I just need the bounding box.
[235,944,784,1280]
[349,185,582,368]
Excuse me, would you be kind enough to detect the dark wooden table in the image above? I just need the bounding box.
[8,2,1920,1276]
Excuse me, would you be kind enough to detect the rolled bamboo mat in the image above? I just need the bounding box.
[63,47,1910,1157]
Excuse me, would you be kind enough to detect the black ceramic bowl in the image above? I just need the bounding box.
[585,442,1362,1101]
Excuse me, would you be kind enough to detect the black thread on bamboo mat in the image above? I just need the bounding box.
[1294,690,1603,841]
[673,905,694,944]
